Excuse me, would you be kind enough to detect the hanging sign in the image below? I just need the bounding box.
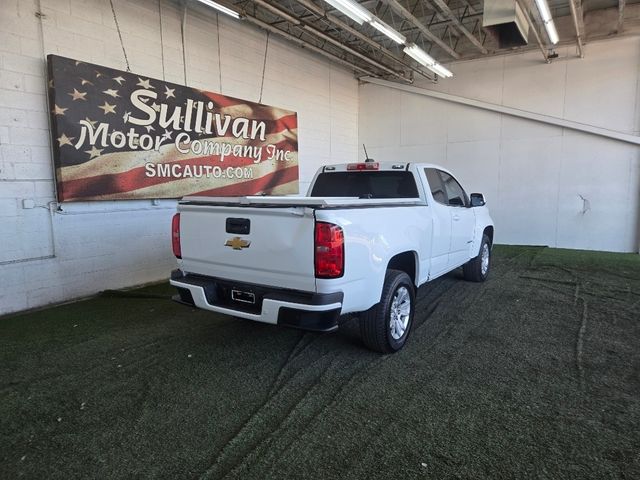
[46,55,299,202]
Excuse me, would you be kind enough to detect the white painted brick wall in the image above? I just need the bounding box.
[0,0,359,316]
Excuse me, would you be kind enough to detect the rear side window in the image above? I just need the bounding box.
[439,171,469,207]
[425,168,447,205]
[310,171,419,199]
[425,168,469,207]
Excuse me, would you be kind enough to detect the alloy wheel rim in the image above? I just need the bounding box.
[389,286,411,340]
[481,244,490,276]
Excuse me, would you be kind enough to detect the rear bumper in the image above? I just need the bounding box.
[170,270,343,332]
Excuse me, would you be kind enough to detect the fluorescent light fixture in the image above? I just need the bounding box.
[369,19,406,44]
[543,18,559,44]
[194,0,241,19]
[322,0,372,25]
[404,43,436,66]
[403,43,453,78]
[533,0,559,44]
[534,0,552,22]
[429,63,453,78]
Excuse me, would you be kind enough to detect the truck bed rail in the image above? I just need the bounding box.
[180,196,424,208]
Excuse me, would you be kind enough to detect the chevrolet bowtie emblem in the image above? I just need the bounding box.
[225,237,251,250]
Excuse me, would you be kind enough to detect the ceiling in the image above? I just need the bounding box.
[222,0,638,82]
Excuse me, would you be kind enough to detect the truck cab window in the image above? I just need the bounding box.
[438,171,469,207]
[424,168,447,205]
[310,171,419,199]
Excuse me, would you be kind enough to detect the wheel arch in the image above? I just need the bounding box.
[386,251,418,287]
[483,225,494,246]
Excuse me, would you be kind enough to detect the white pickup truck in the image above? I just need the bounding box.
[170,161,494,352]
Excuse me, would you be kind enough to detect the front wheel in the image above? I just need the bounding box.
[463,234,491,282]
[360,270,415,353]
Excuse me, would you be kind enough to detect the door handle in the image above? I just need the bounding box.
[452,214,460,221]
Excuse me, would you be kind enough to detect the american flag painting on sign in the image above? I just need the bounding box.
[46,55,299,202]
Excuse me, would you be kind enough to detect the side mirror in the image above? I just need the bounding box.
[470,193,485,207]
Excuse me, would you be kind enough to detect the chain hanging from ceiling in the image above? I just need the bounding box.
[109,0,131,72]
[259,31,270,103]
[217,13,223,92]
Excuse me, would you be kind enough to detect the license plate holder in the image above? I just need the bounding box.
[231,289,256,304]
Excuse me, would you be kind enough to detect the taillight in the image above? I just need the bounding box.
[172,213,181,258]
[315,222,344,278]
[347,162,379,171]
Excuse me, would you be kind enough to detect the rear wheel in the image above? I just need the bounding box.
[463,234,491,282]
[360,270,415,353]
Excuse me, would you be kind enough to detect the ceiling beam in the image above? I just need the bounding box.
[251,0,413,81]
[416,0,461,38]
[293,0,435,80]
[379,0,460,58]
[616,0,625,33]
[243,14,380,76]
[428,0,488,53]
[458,0,477,15]
[419,0,451,25]
[515,0,549,62]
[568,0,584,57]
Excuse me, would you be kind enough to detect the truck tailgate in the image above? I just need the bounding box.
[178,203,317,292]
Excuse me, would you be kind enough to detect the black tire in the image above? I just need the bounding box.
[360,269,415,353]
[463,234,491,282]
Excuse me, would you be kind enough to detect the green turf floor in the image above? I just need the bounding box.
[1,246,639,479]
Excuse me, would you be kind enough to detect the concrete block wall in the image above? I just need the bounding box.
[0,0,359,315]
[359,36,640,253]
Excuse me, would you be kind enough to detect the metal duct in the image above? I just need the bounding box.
[483,0,529,48]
